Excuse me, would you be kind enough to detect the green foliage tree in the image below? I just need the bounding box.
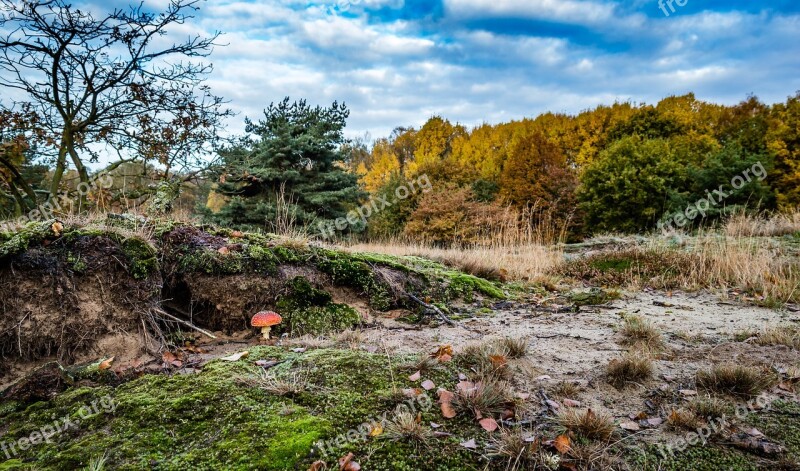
[768,93,800,208]
[209,98,366,232]
[578,136,690,233]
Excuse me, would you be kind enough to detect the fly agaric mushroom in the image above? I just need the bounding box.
[251,311,282,340]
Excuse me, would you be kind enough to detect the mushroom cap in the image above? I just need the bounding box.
[251,311,282,328]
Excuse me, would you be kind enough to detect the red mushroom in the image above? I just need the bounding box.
[251,311,282,340]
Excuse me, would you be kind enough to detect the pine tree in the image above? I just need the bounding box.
[210,98,366,232]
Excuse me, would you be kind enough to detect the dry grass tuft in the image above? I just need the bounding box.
[754,326,800,349]
[487,428,537,467]
[606,354,654,389]
[666,407,702,430]
[723,211,800,238]
[459,341,514,381]
[384,410,432,444]
[621,314,663,348]
[251,370,308,397]
[551,381,582,400]
[566,442,622,470]
[689,396,730,420]
[557,408,615,441]
[492,337,530,359]
[453,379,514,417]
[696,364,778,397]
[335,329,364,349]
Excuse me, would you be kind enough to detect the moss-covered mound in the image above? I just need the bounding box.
[0,347,481,470]
[0,217,505,384]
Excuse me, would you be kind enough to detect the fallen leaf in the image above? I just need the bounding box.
[489,355,508,369]
[563,399,581,408]
[217,246,230,255]
[98,357,115,371]
[221,351,249,362]
[479,417,499,432]
[746,428,764,437]
[402,388,423,397]
[634,411,648,420]
[438,389,457,419]
[308,461,326,471]
[431,345,453,362]
[430,422,442,428]
[456,381,476,392]
[545,400,561,411]
[338,452,361,471]
[647,418,664,427]
[553,434,571,454]
[501,408,515,420]
[231,230,244,238]
[433,431,453,437]
[620,421,641,431]
[459,438,477,449]
[51,222,64,236]
[409,371,421,381]
[679,389,698,397]
[369,423,383,437]
[514,392,531,400]
[162,351,183,368]
[535,375,552,381]
[421,379,436,390]
[292,348,308,353]
[458,373,468,381]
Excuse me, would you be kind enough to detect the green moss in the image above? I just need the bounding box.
[0,221,54,259]
[276,277,361,335]
[447,273,505,301]
[590,257,633,272]
[0,347,482,470]
[630,444,759,471]
[313,249,393,310]
[568,288,621,306]
[121,238,159,280]
[746,400,800,461]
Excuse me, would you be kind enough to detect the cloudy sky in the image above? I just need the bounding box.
[127,0,800,139]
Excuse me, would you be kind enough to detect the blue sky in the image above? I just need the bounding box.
[141,0,800,138]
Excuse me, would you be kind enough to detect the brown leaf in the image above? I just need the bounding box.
[338,452,361,471]
[408,371,421,382]
[162,351,183,368]
[554,434,571,454]
[231,230,244,238]
[438,389,457,419]
[431,345,453,362]
[402,388,423,397]
[421,379,435,390]
[620,421,641,431]
[98,357,115,371]
[217,246,230,255]
[51,222,64,236]
[563,399,581,408]
[489,354,508,369]
[479,417,499,432]
[369,423,384,437]
[308,461,326,471]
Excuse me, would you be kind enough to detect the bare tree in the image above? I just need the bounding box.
[0,0,230,206]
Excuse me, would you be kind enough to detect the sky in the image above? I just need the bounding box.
[38,0,800,140]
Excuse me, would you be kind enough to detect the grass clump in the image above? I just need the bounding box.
[754,326,800,349]
[557,408,615,441]
[690,396,731,420]
[453,379,514,418]
[621,314,663,348]
[606,354,654,389]
[491,337,529,359]
[384,410,432,444]
[666,408,702,430]
[696,364,778,398]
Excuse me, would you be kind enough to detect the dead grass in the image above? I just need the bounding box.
[723,211,800,238]
[620,314,663,349]
[606,354,654,389]
[384,410,432,444]
[453,379,514,418]
[754,326,800,349]
[345,241,563,282]
[486,428,537,468]
[557,408,615,441]
[335,329,364,350]
[689,396,730,420]
[696,364,778,398]
[492,337,529,359]
[551,381,582,400]
[250,369,309,397]
[666,407,702,430]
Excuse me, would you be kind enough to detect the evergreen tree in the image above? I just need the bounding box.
[209,98,366,232]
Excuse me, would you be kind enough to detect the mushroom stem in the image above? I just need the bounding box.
[261,326,272,340]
